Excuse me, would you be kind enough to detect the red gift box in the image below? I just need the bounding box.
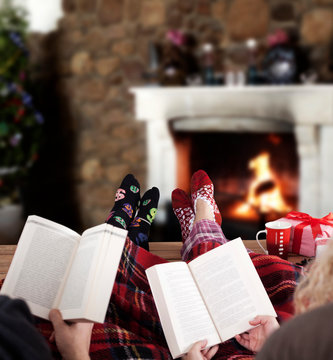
[280,211,333,257]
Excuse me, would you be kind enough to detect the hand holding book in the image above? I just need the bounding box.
[49,309,92,360]
[235,315,280,353]
[181,339,218,360]
[183,315,279,360]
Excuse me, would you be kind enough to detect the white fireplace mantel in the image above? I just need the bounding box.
[130,85,333,222]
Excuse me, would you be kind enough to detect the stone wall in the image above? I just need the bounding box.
[27,0,333,232]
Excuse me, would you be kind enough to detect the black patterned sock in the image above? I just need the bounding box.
[128,187,160,250]
[106,174,140,229]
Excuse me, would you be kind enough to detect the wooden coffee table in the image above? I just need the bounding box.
[149,240,309,264]
[0,241,309,279]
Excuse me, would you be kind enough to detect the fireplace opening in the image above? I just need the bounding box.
[172,131,299,240]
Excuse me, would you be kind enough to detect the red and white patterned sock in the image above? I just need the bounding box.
[172,188,195,242]
[191,170,222,225]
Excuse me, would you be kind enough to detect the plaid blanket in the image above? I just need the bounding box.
[30,238,303,360]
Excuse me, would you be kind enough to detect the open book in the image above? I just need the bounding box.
[146,238,276,359]
[1,215,127,323]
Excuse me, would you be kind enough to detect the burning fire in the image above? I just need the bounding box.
[233,152,291,219]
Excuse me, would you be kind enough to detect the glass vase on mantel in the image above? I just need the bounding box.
[0,166,24,245]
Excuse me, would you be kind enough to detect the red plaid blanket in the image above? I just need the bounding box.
[11,238,304,359]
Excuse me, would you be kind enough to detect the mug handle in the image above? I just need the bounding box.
[256,230,268,254]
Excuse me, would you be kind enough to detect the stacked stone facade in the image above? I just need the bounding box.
[27,0,333,231]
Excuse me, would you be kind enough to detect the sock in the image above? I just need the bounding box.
[191,170,222,225]
[106,174,140,229]
[172,188,195,242]
[128,187,160,250]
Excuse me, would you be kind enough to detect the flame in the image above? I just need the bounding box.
[233,152,291,219]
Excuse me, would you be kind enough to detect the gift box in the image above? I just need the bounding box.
[279,211,333,257]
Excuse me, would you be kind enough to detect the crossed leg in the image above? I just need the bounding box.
[172,170,229,262]
[105,174,159,251]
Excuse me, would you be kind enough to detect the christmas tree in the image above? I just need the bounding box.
[0,0,43,205]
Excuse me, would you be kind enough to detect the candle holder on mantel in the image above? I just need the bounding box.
[142,42,160,86]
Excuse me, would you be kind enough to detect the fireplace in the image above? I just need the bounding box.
[130,86,333,240]
[172,129,298,238]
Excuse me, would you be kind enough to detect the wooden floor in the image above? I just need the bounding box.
[0,241,307,278]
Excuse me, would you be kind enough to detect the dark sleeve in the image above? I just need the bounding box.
[0,295,53,360]
[256,303,333,360]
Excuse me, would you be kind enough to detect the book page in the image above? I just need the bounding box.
[59,224,107,319]
[85,225,127,323]
[1,216,80,319]
[146,262,220,359]
[59,224,126,322]
[189,238,276,342]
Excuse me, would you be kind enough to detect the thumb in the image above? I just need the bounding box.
[49,309,65,330]
[199,339,208,349]
[191,339,208,352]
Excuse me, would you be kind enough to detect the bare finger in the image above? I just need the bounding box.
[205,345,219,359]
[48,331,55,342]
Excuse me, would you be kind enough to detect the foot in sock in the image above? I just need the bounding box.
[106,174,140,229]
[172,188,195,242]
[191,170,222,225]
[128,187,160,250]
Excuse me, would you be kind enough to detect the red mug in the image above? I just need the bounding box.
[256,221,291,260]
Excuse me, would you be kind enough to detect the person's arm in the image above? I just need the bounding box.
[182,340,219,360]
[49,309,93,360]
[235,315,280,353]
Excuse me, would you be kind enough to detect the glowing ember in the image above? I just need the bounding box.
[233,152,291,219]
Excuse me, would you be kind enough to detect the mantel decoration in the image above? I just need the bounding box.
[0,0,44,207]
[262,29,298,84]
